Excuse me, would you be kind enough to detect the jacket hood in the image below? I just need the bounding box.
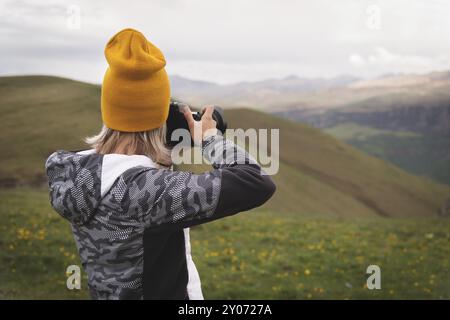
[45,149,157,225]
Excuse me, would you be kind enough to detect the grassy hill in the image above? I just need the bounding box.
[223,109,449,217]
[325,123,450,186]
[0,76,101,187]
[1,75,450,299]
[0,75,449,217]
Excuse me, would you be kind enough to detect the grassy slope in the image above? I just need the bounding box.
[326,123,450,185]
[223,109,450,217]
[1,75,449,218]
[0,76,101,186]
[1,187,449,299]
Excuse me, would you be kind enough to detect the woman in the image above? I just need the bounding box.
[45,28,276,300]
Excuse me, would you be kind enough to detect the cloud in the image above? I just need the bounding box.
[1,0,450,83]
[368,47,431,67]
[348,54,366,67]
[348,47,450,75]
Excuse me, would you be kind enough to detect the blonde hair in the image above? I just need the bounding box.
[84,124,172,167]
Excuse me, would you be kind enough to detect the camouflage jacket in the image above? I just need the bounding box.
[45,135,276,300]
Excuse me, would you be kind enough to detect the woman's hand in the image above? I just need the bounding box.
[182,105,217,144]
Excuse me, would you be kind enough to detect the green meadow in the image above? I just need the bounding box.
[0,187,449,299]
[0,76,449,299]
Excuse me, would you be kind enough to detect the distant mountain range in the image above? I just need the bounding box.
[272,71,450,185]
[169,74,360,109]
[170,70,450,112]
[171,71,450,185]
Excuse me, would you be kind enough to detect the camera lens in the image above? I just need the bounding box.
[166,101,227,147]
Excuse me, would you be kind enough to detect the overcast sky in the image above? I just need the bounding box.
[1,0,450,84]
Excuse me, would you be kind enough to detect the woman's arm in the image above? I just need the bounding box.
[131,106,276,230]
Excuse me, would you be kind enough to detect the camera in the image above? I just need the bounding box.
[166,101,228,147]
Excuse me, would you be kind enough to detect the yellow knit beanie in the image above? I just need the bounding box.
[101,28,170,132]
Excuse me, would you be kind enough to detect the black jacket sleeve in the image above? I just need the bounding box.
[137,134,276,230]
